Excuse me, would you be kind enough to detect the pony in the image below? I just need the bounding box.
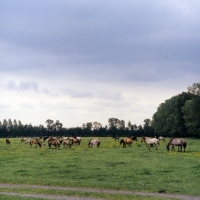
[69,137,81,145]
[120,136,136,148]
[141,136,159,150]
[62,139,71,148]
[141,136,159,147]
[76,136,81,142]
[166,138,187,152]
[21,137,28,142]
[43,136,49,142]
[30,139,41,148]
[158,136,165,142]
[112,136,120,141]
[25,139,31,144]
[6,138,10,145]
[129,136,137,142]
[88,139,100,148]
[48,137,61,148]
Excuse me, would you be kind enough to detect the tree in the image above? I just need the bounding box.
[187,82,200,95]
[93,122,102,130]
[151,92,195,137]
[182,96,200,137]
[127,121,132,130]
[45,119,55,132]
[143,119,154,137]
[54,120,63,132]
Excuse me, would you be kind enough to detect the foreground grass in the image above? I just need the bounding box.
[0,137,199,197]
[0,195,46,200]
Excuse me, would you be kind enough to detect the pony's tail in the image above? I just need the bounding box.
[37,140,41,148]
[97,141,100,147]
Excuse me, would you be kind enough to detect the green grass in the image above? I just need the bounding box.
[0,137,199,198]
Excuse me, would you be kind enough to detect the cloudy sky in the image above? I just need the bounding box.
[0,0,199,128]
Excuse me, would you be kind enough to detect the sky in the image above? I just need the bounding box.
[0,0,200,128]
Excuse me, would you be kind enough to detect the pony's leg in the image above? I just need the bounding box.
[180,145,182,152]
[155,143,158,150]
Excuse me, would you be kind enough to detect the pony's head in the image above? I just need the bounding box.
[120,139,124,145]
[97,141,100,147]
[88,139,92,147]
[166,144,170,151]
[141,136,145,143]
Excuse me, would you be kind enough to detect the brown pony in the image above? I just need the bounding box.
[120,136,136,148]
[30,139,41,148]
[70,137,81,145]
[166,138,187,152]
[6,138,10,145]
[48,137,61,148]
[112,136,120,141]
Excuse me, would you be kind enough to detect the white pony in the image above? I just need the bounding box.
[158,136,165,142]
[88,139,100,148]
[76,137,81,142]
[141,136,159,150]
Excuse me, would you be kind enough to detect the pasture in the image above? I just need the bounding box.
[0,137,200,199]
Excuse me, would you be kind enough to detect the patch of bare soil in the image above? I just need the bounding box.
[0,183,200,200]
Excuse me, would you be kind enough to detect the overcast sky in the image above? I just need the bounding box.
[0,0,199,128]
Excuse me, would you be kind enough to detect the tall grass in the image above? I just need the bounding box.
[0,137,199,196]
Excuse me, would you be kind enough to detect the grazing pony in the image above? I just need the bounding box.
[48,137,61,148]
[21,137,28,142]
[88,139,100,148]
[112,136,120,141]
[70,137,81,145]
[76,136,81,142]
[30,139,41,148]
[62,139,71,148]
[6,138,10,145]
[43,136,49,142]
[141,136,159,150]
[120,136,136,148]
[130,136,137,142]
[158,136,165,142]
[166,138,187,152]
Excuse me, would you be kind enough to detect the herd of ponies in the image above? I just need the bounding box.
[4,136,187,152]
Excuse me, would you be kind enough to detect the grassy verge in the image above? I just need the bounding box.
[0,137,199,196]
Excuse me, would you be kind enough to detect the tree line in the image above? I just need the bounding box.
[0,82,200,138]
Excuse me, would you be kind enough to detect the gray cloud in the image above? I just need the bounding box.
[0,0,199,127]
[4,81,50,94]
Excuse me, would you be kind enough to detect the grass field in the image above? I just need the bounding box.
[0,137,199,199]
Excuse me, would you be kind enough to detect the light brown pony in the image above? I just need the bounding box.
[6,138,10,145]
[62,139,72,148]
[30,139,41,148]
[166,138,187,152]
[21,137,28,142]
[120,136,136,148]
[70,137,81,145]
[48,137,61,148]
[88,139,100,148]
[141,136,159,150]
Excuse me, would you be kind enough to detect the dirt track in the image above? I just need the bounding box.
[0,183,200,200]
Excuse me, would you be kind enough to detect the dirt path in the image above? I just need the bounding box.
[0,183,200,200]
